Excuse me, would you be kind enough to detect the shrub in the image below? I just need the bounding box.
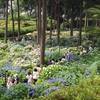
[0,83,30,100]
[23,26,36,33]
[82,40,93,50]
[33,78,100,100]
[0,85,8,96]
[85,26,100,38]
[97,38,100,47]
[36,65,67,84]
[46,18,57,30]
[60,22,71,30]
[21,65,33,71]
[0,50,6,58]
[0,59,8,68]
[0,29,4,37]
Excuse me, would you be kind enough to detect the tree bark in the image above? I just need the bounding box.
[4,0,8,43]
[84,13,87,28]
[37,0,41,44]
[53,3,57,31]
[17,0,20,37]
[78,0,83,46]
[34,1,37,31]
[11,0,15,39]
[57,0,60,45]
[70,4,74,36]
[40,0,46,64]
[50,0,53,42]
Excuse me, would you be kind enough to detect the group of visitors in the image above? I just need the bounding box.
[80,44,93,55]
[47,44,94,65]
[6,44,94,88]
[6,64,46,88]
[7,74,19,89]
[21,36,36,42]
[12,36,36,42]
[26,67,40,85]
[47,49,74,65]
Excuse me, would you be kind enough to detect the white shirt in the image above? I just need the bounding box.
[26,74,33,84]
[89,46,93,52]
[33,71,39,79]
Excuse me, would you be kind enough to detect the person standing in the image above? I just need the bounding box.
[7,74,12,89]
[33,68,39,84]
[14,74,19,84]
[89,44,93,52]
[26,72,33,85]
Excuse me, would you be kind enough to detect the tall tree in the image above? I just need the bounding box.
[53,2,57,31]
[78,0,83,45]
[11,0,15,39]
[57,0,60,45]
[34,1,38,32]
[37,0,41,44]
[40,0,46,64]
[17,0,20,37]
[49,0,53,41]
[70,4,74,36]
[4,0,8,43]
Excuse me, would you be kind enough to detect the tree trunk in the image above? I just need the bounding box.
[76,17,79,30]
[17,0,20,37]
[4,0,8,43]
[70,4,74,36]
[78,0,83,46]
[11,0,15,39]
[40,0,46,64]
[37,0,41,44]
[87,17,88,26]
[34,1,37,31]
[50,0,53,42]
[84,13,87,28]
[53,3,57,31]
[57,0,60,45]
[84,13,87,32]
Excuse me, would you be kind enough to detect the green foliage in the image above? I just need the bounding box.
[97,38,100,47]
[0,83,29,100]
[0,19,36,37]
[0,28,100,99]
[85,5,100,20]
[9,15,33,21]
[0,85,8,96]
[36,65,67,84]
[18,72,27,83]
[44,48,64,63]
[23,26,36,32]
[0,29,4,36]
[60,22,71,30]
[82,40,93,49]
[21,65,33,71]
[47,18,57,30]
[0,59,8,68]
[60,36,78,47]
[21,21,35,27]
[0,50,6,58]
[96,61,100,74]
[85,26,100,38]
[34,78,100,100]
